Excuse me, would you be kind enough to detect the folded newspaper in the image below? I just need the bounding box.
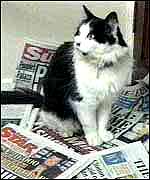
[31,124,150,179]
[1,124,92,179]
[15,39,57,92]
[1,124,149,179]
[1,79,33,127]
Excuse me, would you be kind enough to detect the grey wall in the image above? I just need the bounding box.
[1,1,135,79]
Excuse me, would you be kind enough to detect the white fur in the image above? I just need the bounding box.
[39,22,133,146]
[72,23,133,146]
[74,23,103,57]
[37,110,81,137]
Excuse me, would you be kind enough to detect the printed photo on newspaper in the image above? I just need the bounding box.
[1,124,92,179]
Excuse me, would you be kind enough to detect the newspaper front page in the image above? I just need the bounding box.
[1,124,92,179]
[14,39,58,129]
[15,39,57,92]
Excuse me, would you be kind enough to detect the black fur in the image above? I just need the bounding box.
[89,18,117,45]
[117,27,127,47]
[75,7,127,47]
[41,6,127,123]
[42,42,82,121]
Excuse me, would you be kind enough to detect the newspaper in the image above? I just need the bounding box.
[1,78,15,91]
[117,113,149,143]
[8,39,58,129]
[15,39,57,92]
[110,80,149,145]
[1,124,149,179]
[75,141,149,179]
[32,124,127,155]
[108,104,144,138]
[1,104,33,127]
[109,90,149,152]
[1,39,57,128]
[1,167,21,179]
[1,124,92,179]
[1,79,33,127]
[30,103,145,151]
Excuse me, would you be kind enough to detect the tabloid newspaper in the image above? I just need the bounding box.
[1,39,58,129]
[1,124,149,179]
[14,39,57,92]
[14,39,58,129]
[1,124,92,179]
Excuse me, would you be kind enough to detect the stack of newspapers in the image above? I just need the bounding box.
[1,39,149,179]
[1,123,149,179]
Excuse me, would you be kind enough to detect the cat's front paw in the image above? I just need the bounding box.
[61,129,74,137]
[99,130,114,142]
[85,132,103,146]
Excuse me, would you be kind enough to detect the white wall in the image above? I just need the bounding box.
[1,1,135,79]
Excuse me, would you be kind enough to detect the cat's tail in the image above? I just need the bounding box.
[1,88,44,108]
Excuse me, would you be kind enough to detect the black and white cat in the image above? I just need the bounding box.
[38,5,133,146]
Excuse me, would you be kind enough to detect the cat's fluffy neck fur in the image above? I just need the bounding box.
[72,44,133,106]
[73,43,130,68]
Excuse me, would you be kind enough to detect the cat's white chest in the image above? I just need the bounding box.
[74,58,98,102]
[75,60,97,81]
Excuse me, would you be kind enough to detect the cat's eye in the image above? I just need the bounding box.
[88,33,95,40]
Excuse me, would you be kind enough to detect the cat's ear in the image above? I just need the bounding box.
[105,11,119,25]
[82,5,95,20]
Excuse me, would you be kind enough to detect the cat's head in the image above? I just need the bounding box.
[74,5,127,59]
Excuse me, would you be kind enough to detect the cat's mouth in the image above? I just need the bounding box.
[82,52,88,56]
[76,48,88,56]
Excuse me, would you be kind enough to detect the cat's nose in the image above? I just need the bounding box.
[76,43,80,46]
